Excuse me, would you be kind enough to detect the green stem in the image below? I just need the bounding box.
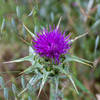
[50,78,61,100]
[50,81,56,100]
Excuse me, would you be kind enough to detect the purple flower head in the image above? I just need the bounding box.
[32,26,71,63]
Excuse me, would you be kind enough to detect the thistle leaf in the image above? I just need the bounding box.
[18,74,42,97]
[4,55,34,63]
[58,67,79,94]
[73,76,89,93]
[20,65,35,75]
[28,74,42,86]
[38,72,49,97]
[20,62,43,75]
[65,55,94,68]
[56,16,62,30]
[68,75,79,94]
[23,24,36,39]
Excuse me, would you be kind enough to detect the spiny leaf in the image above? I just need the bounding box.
[38,72,49,97]
[4,55,34,63]
[18,74,42,97]
[58,67,79,94]
[29,46,36,65]
[20,65,35,75]
[73,76,89,93]
[23,24,36,39]
[68,75,79,94]
[20,63,43,75]
[65,55,94,68]
[28,75,42,86]
[71,32,88,42]
[56,16,62,30]
[27,75,42,92]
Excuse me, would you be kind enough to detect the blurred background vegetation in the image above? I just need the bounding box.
[0,0,100,100]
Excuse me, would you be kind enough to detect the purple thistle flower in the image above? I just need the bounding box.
[32,26,71,63]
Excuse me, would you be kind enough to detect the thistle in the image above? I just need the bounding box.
[3,21,94,100]
[32,26,71,63]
